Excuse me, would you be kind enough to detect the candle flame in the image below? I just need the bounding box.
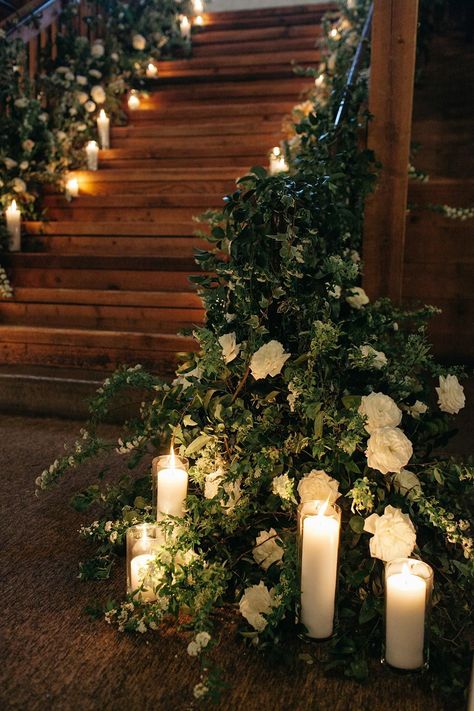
[169,443,176,468]
[99,109,107,120]
[317,497,330,518]
[10,199,17,211]
[194,15,204,26]
[273,146,281,157]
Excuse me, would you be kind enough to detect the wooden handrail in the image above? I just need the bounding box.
[3,0,59,35]
[334,2,373,129]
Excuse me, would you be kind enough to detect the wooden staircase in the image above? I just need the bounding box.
[0,4,329,379]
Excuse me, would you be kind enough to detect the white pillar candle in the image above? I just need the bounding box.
[193,0,204,13]
[385,566,426,670]
[128,92,140,111]
[66,177,79,199]
[269,147,288,175]
[5,200,21,252]
[97,109,110,150]
[194,15,204,26]
[86,140,99,171]
[180,15,191,40]
[146,63,158,78]
[157,447,188,519]
[300,504,340,639]
[130,553,156,602]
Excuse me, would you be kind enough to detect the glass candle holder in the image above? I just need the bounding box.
[126,523,165,602]
[383,557,434,671]
[152,452,189,520]
[297,499,341,640]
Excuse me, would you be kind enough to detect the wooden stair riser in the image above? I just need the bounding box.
[25,221,199,237]
[42,195,225,209]
[155,49,319,72]
[191,22,322,47]
[23,236,209,256]
[136,78,311,104]
[101,133,281,152]
[6,288,204,309]
[129,101,297,122]
[97,157,259,169]
[111,119,284,139]
[42,207,207,222]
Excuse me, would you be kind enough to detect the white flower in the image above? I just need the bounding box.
[436,374,465,415]
[328,284,341,299]
[14,97,28,108]
[91,41,105,58]
[359,345,387,369]
[136,620,147,634]
[358,392,402,434]
[111,52,119,62]
[84,100,96,113]
[252,529,283,571]
[19,161,28,170]
[69,108,77,116]
[4,158,17,169]
[204,468,241,511]
[364,505,416,561]
[187,641,200,657]
[272,473,295,502]
[393,469,421,498]
[195,631,211,649]
[250,340,290,380]
[193,683,209,700]
[76,92,89,105]
[297,469,340,504]
[109,530,118,543]
[12,177,26,193]
[287,381,300,412]
[132,34,147,51]
[76,75,88,85]
[239,582,277,632]
[89,69,102,79]
[408,400,428,418]
[218,332,240,364]
[366,427,413,475]
[22,139,35,153]
[65,71,74,82]
[346,286,369,309]
[91,85,106,104]
[172,365,202,390]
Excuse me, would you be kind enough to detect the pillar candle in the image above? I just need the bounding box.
[130,553,156,602]
[146,63,158,78]
[5,200,21,252]
[66,177,79,198]
[156,448,188,519]
[180,16,191,40]
[385,566,426,670]
[86,140,99,171]
[194,15,204,26]
[193,0,204,12]
[269,147,288,175]
[128,92,140,110]
[300,505,340,639]
[97,109,110,150]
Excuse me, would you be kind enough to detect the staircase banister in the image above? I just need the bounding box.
[4,0,61,40]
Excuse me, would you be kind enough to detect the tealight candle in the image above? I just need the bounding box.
[384,558,433,670]
[193,0,204,13]
[298,500,341,639]
[128,92,140,110]
[153,446,188,519]
[66,177,79,198]
[146,62,158,78]
[97,109,110,150]
[126,523,165,602]
[180,15,191,40]
[194,15,204,26]
[269,146,288,175]
[86,140,99,171]
[5,199,21,252]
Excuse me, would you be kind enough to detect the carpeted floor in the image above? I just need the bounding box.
[0,414,467,711]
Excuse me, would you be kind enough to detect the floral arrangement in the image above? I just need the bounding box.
[35,0,473,705]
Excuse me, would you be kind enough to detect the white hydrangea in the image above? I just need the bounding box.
[239,582,277,632]
[272,473,295,502]
[297,469,340,504]
[359,345,387,369]
[346,286,369,309]
[252,529,283,571]
[250,340,290,380]
[287,381,300,412]
[358,392,402,434]
[436,374,465,415]
[218,332,240,364]
[364,505,416,561]
[366,426,413,475]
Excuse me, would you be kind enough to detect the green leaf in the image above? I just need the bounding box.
[349,515,364,533]
[342,395,362,410]
[185,433,212,456]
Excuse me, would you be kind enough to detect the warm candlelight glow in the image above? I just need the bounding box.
[154,445,189,520]
[194,15,204,26]
[97,109,110,149]
[180,15,191,40]
[315,75,325,88]
[269,146,288,175]
[128,92,141,110]
[146,62,158,78]
[169,443,176,468]
[5,199,21,251]
[86,140,99,171]
[193,0,204,13]
[66,177,79,198]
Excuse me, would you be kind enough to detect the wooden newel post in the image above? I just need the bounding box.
[363,0,419,303]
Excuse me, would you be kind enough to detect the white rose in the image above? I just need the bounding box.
[195,631,211,649]
[69,108,77,116]
[346,286,369,309]
[76,75,88,85]
[364,505,416,561]
[358,392,402,434]
[56,131,67,142]
[89,69,102,79]
[408,400,428,418]
[91,85,106,104]
[204,469,241,511]
[76,92,89,105]
[4,158,17,169]
[218,332,240,364]
[84,100,96,113]
[250,340,290,380]
[111,52,119,62]
[239,582,277,632]
[187,641,199,656]
[436,374,465,415]
[366,427,413,475]
[272,473,295,502]
[393,469,421,498]
[14,97,28,108]
[252,529,283,571]
[19,161,28,170]
[91,41,105,58]
[328,284,341,299]
[22,139,35,152]
[12,177,26,193]
[132,33,147,51]
[65,72,74,82]
[359,345,387,369]
[39,112,48,123]
[297,469,340,504]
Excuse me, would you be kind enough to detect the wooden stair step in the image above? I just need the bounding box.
[156,48,319,71]
[191,21,322,47]
[23,235,209,256]
[198,4,332,23]
[42,207,204,223]
[405,211,474,264]
[129,101,296,122]
[103,133,280,151]
[195,6,333,32]
[25,221,199,236]
[6,288,203,309]
[3,254,197,271]
[42,194,225,209]
[137,78,311,104]
[111,119,283,138]
[97,157,258,170]
[191,33,320,58]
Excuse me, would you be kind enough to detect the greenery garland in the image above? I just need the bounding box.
[35,0,473,705]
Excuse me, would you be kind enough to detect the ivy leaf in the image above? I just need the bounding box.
[185,434,212,456]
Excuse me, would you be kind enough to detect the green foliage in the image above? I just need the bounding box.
[36,1,473,706]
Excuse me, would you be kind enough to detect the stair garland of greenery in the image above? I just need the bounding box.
[0,0,194,296]
[35,1,473,704]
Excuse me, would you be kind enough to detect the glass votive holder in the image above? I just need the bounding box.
[297,499,341,640]
[126,523,165,602]
[383,557,434,672]
[152,452,189,519]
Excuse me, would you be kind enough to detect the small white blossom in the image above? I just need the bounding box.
[272,473,295,502]
[132,33,147,51]
[187,641,200,657]
[359,345,387,369]
[218,332,240,364]
[436,374,465,415]
[91,85,106,104]
[252,529,283,571]
[193,683,209,700]
[239,581,277,632]
[91,41,105,58]
[407,400,428,418]
[393,469,421,498]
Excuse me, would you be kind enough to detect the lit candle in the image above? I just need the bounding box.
[5,199,21,252]
[194,15,204,26]
[385,562,427,670]
[130,553,157,602]
[180,15,191,40]
[86,140,99,171]
[146,62,158,78]
[269,146,288,175]
[193,0,204,13]
[128,92,140,110]
[96,109,110,150]
[300,500,340,639]
[66,177,79,199]
[156,445,188,519]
